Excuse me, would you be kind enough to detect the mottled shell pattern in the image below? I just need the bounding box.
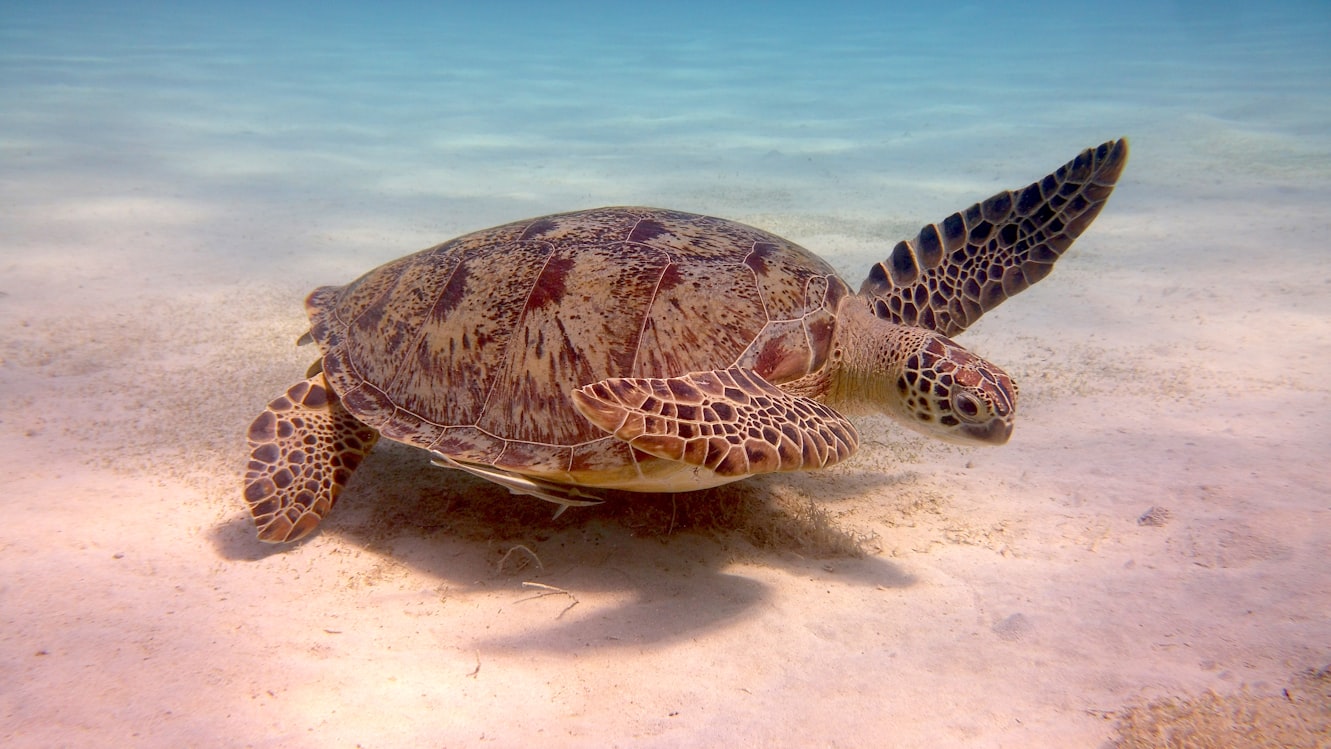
[309,207,850,489]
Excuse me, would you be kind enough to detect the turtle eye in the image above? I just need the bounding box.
[952,391,984,421]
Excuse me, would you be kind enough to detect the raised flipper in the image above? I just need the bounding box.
[242,374,379,542]
[571,367,859,478]
[429,452,602,518]
[861,138,1129,336]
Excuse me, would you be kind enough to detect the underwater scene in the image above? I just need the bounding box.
[2,1,1328,746]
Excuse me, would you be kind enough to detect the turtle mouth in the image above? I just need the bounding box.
[962,418,1013,446]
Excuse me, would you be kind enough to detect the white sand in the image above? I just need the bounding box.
[2,3,1328,747]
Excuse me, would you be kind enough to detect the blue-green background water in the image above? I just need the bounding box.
[5,1,1328,237]
[2,2,1328,747]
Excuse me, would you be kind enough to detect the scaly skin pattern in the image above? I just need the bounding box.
[243,375,378,542]
[571,367,859,477]
[860,139,1129,336]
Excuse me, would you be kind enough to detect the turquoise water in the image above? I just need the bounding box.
[2,2,1329,747]
[5,1,1327,246]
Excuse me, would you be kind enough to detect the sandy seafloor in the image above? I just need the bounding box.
[2,1,1329,746]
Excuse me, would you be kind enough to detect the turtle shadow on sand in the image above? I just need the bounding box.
[212,441,915,649]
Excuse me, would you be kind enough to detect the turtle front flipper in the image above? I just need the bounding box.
[571,368,859,478]
[861,138,1129,337]
[242,375,379,543]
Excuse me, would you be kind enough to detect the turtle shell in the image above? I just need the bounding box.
[307,207,851,486]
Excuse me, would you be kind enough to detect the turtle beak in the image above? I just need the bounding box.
[963,418,1012,446]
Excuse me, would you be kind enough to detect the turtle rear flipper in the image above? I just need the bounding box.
[243,375,379,543]
[572,367,860,478]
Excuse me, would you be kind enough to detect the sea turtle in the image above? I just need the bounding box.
[243,139,1128,542]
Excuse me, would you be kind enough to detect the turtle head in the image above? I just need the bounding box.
[830,301,1017,446]
[889,332,1016,446]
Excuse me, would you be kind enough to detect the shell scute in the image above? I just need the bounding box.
[308,207,846,477]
